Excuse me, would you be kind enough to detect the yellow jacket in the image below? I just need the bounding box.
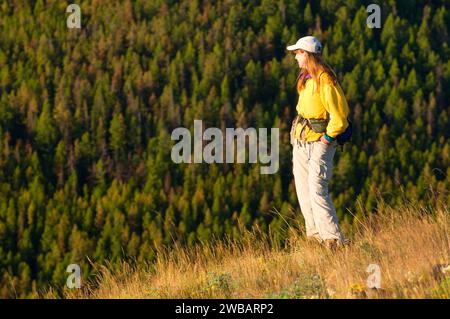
[295,72,350,142]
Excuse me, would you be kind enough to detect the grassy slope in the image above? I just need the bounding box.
[56,201,449,299]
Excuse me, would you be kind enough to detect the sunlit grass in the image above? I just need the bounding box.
[56,201,449,299]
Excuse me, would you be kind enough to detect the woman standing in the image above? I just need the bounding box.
[287,36,350,250]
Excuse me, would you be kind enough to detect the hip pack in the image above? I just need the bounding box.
[291,115,353,146]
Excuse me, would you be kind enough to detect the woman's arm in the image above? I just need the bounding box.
[320,77,350,142]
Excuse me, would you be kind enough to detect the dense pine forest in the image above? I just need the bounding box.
[0,0,448,297]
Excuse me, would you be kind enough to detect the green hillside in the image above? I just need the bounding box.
[0,0,448,297]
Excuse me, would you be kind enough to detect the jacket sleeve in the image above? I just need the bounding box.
[320,78,350,139]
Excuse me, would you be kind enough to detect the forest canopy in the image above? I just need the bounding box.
[0,0,448,297]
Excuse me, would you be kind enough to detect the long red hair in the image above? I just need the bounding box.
[296,49,338,93]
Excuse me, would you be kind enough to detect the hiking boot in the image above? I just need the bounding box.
[342,238,351,246]
[306,234,323,246]
[323,239,340,251]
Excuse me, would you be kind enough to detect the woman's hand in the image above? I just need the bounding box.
[320,134,331,145]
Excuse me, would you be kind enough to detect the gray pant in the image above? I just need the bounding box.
[292,139,344,242]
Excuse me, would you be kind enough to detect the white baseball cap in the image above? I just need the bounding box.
[286,36,322,54]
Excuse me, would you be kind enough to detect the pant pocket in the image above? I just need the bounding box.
[316,161,333,182]
[317,163,328,180]
[318,139,337,148]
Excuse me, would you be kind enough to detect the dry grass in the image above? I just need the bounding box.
[59,202,449,299]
